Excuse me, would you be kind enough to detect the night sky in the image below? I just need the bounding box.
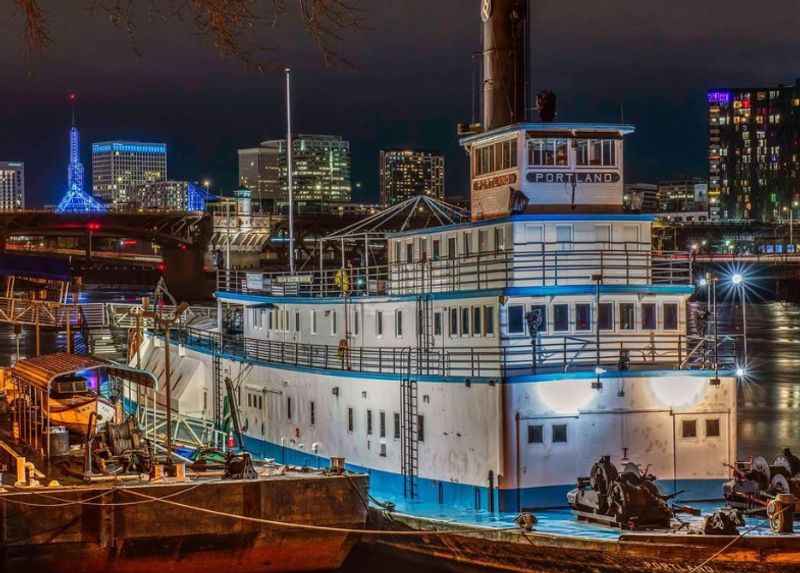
[1,0,799,207]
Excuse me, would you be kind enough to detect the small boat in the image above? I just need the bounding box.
[46,374,115,434]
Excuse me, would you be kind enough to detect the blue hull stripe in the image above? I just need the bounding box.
[241,434,724,512]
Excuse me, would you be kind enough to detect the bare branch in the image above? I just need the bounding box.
[14,0,50,53]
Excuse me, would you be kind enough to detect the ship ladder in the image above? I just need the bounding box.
[400,357,419,499]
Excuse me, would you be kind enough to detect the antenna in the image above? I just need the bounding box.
[286,68,295,276]
[68,92,78,126]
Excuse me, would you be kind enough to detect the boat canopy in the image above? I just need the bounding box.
[11,352,158,390]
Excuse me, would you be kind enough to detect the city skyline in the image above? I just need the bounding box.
[2,1,800,208]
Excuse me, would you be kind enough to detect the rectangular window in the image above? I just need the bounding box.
[395,310,403,337]
[462,233,472,257]
[641,303,657,330]
[552,424,568,443]
[379,411,386,438]
[472,307,481,336]
[331,310,337,335]
[619,303,635,330]
[508,305,525,334]
[367,410,373,435]
[706,419,720,438]
[376,311,383,336]
[417,415,425,443]
[447,237,457,260]
[406,242,413,263]
[287,396,293,421]
[576,303,592,331]
[266,310,272,330]
[478,229,489,253]
[354,308,360,335]
[576,139,589,166]
[529,304,547,334]
[527,424,544,444]
[294,311,300,332]
[449,308,458,336]
[393,412,401,439]
[682,419,697,438]
[553,304,569,332]
[555,225,573,250]
[663,303,679,330]
[348,407,354,433]
[311,310,317,334]
[434,312,443,336]
[394,241,401,264]
[528,138,568,166]
[599,303,613,330]
[310,401,316,426]
[461,307,470,336]
[432,239,441,261]
[494,227,505,251]
[483,305,495,336]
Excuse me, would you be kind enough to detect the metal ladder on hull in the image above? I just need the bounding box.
[400,348,419,499]
[415,294,434,375]
[212,347,223,429]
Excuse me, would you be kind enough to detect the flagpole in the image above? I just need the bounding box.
[286,67,295,275]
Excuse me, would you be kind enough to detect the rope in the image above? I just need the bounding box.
[0,482,207,508]
[119,486,509,537]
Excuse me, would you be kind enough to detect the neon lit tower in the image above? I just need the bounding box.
[57,92,106,214]
[67,92,85,194]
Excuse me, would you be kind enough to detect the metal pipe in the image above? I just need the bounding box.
[286,67,295,276]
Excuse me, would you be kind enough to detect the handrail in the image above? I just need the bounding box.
[179,328,739,380]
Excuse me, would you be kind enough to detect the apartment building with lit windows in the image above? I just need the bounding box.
[238,134,352,210]
[379,149,445,205]
[91,141,167,210]
[708,81,800,221]
[0,162,24,211]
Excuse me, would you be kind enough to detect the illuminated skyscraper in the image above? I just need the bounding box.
[0,162,24,211]
[238,134,351,210]
[379,149,445,206]
[92,141,167,210]
[708,81,800,221]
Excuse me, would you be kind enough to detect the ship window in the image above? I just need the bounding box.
[295,311,300,332]
[418,415,425,443]
[380,411,386,438]
[310,401,316,426]
[706,419,720,438]
[556,225,573,250]
[348,408,354,432]
[448,237,457,260]
[682,419,697,438]
[367,410,373,435]
[380,444,387,457]
[552,424,568,443]
[576,139,589,166]
[354,308,359,335]
[553,304,569,332]
[508,305,525,334]
[406,242,413,263]
[394,241,401,263]
[528,424,544,444]
[267,310,273,330]
[434,312,443,336]
[473,307,482,335]
[449,308,458,336]
[395,310,403,337]
[311,310,317,334]
[461,307,470,336]
[619,303,635,330]
[599,303,614,330]
[664,303,679,330]
[463,232,472,257]
[484,306,495,336]
[478,230,489,252]
[528,138,568,166]
[393,412,401,439]
[576,303,592,331]
[432,239,441,261]
[287,396,293,421]
[641,303,657,330]
[529,304,547,334]
[331,310,338,335]
[494,227,506,251]
[376,311,384,336]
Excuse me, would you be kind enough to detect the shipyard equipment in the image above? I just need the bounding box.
[567,456,672,529]
[724,449,800,522]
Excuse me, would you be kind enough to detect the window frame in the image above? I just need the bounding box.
[508,304,525,335]
[575,302,592,332]
[552,423,568,444]
[553,304,570,333]
[527,424,544,444]
[619,302,635,331]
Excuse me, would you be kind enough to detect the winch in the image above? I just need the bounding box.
[567,456,673,530]
[724,449,800,514]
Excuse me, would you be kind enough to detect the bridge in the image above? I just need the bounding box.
[0,211,212,299]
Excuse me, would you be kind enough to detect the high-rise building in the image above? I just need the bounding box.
[708,82,800,221]
[238,134,351,210]
[130,180,207,212]
[623,183,658,213]
[657,178,708,213]
[379,149,445,205]
[0,162,24,211]
[92,141,167,210]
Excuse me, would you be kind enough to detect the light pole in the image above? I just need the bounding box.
[732,273,747,367]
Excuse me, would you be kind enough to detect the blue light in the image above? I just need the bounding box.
[92,142,167,155]
[707,91,731,105]
[56,184,107,214]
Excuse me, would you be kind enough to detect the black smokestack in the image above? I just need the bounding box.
[482,0,528,131]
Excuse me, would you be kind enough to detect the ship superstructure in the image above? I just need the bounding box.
[135,0,739,512]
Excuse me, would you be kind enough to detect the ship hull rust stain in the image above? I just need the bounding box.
[0,474,368,573]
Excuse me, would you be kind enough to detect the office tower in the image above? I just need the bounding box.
[130,180,206,212]
[379,149,445,205]
[0,162,24,211]
[92,141,167,210]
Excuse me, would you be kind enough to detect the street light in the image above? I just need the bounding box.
[731,273,748,367]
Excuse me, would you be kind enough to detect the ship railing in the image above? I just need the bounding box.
[216,244,691,297]
[180,328,739,380]
[106,302,217,329]
[0,297,107,328]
